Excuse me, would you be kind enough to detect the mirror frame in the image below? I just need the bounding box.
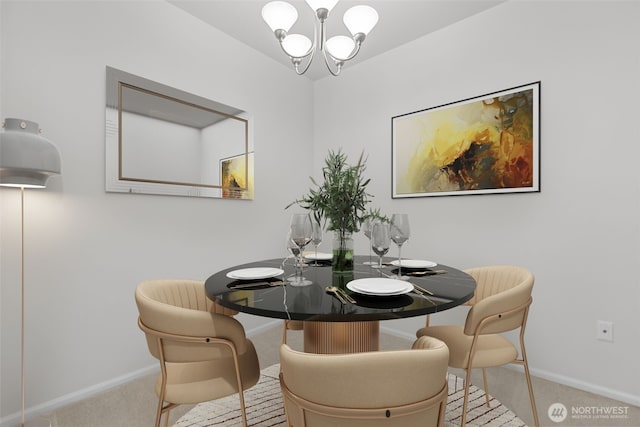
[105,66,253,198]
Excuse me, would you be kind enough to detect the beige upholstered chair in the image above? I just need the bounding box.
[279,336,449,427]
[135,279,260,427]
[416,265,539,427]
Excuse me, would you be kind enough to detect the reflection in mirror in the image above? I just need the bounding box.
[105,66,253,198]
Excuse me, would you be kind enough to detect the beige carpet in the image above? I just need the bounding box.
[174,364,526,427]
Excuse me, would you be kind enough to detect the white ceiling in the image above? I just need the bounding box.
[168,0,505,81]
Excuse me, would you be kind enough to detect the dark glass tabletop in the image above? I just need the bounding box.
[205,256,476,322]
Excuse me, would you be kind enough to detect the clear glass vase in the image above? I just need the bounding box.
[332,231,354,273]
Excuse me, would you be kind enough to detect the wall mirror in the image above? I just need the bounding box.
[105,66,253,199]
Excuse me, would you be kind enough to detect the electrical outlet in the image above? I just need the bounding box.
[596,320,614,342]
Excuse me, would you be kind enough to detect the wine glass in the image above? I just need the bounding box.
[290,213,313,257]
[289,214,313,285]
[285,230,301,266]
[390,214,410,278]
[362,218,376,265]
[371,222,390,271]
[310,221,323,266]
[285,232,311,286]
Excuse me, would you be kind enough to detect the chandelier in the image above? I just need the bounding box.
[261,0,379,76]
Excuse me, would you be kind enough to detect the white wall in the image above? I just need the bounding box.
[312,0,640,406]
[0,0,312,423]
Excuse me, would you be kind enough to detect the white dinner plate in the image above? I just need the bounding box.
[389,259,437,269]
[226,267,284,280]
[304,252,333,261]
[347,278,414,296]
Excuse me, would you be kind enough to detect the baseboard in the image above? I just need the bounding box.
[526,366,639,407]
[0,364,159,427]
[380,326,640,408]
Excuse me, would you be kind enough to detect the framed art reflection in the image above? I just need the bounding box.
[220,152,254,199]
[392,82,540,198]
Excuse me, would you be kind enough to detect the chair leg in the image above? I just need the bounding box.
[156,401,178,427]
[227,343,250,427]
[155,338,169,427]
[238,389,249,427]
[520,327,540,427]
[481,368,491,407]
[154,399,163,427]
[282,320,288,344]
[461,368,472,426]
[522,357,540,427]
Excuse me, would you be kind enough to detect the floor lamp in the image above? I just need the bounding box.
[1,118,62,427]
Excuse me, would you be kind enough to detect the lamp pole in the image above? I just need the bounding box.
[16,187,51,427]
[1,118,60,427]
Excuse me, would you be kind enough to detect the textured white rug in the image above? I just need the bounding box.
[174,364,526,427]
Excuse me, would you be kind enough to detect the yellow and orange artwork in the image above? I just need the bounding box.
[393,83,539,197]
[221,152,254,199]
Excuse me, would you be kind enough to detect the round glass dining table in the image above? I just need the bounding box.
[205,256,476,353]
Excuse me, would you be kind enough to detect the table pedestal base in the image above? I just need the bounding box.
[303,321,379,354]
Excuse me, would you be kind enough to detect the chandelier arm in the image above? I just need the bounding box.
[293,48,316,75]
[295,15,320,75]
[321,48,343,76]
[316,15,341,76]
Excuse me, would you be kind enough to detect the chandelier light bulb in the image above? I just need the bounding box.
[305,0,339,13]
[326,36,356,61]
[282,34,313,58]
[343,5,379,36]
[262,1,298,32]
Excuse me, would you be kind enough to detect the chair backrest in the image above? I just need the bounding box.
[279,336,449,427]
[136,278,237,315]
[463,266,534,336]
[135,279,248,363]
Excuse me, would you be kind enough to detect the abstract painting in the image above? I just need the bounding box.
[392,82,540,198]
[220,152,254,199]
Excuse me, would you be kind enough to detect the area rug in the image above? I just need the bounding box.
[174,364,526,427]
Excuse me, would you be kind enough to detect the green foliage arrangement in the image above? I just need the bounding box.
[287,149,372,236]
